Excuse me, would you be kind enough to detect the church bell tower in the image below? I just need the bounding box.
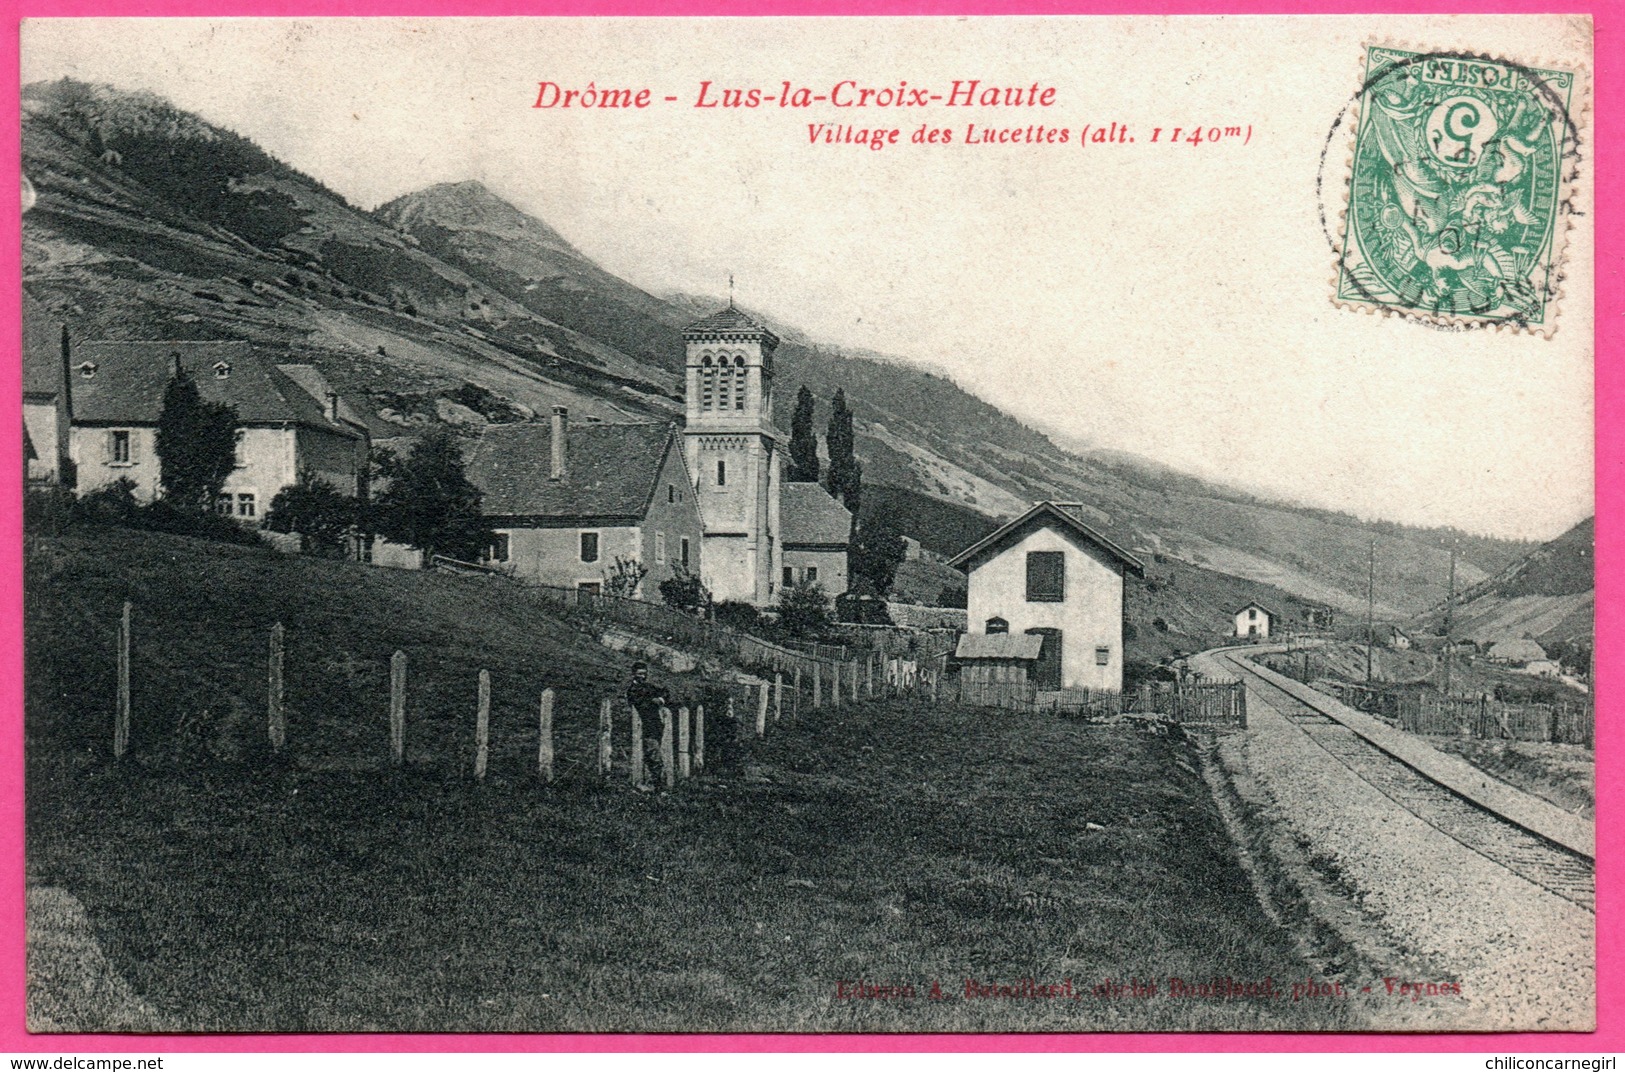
[682,304,782,606]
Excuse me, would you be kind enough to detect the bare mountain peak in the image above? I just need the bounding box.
[376,180,578,255]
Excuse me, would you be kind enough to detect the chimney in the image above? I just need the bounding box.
[326,391,340,422]
[550,406,568,480]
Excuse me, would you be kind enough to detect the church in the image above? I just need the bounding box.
[466,303,852,606]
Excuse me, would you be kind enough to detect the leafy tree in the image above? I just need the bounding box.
[778,581,831,636]
[266,470,358,557]
[155,363,239,511]
[603,555,649,599]
[825,387,861,516]
[659,564,712,614]
[788,385,820,483]
[849,514,907,597]
[367,428,494,564]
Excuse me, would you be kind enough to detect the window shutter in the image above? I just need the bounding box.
[1026,551,1065,601]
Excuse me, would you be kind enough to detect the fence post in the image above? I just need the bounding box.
[774,673,783,723]
[694,704,706,773]
[813,664,822,708]
[850,660,860,704]
[538,688,555,784]
[678,706,691,779]
[794,666,803,720]
[867,654,875,698]
[115,601,131,759]
[598,698,613,778]
[475,670,491,781]
[931,668,939,704]
[659,707,675,790]
[389,650,407,767]
[630,703,645,787]
[268,622,285,752]
[756,683,769,738]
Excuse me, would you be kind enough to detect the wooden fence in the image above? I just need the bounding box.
[949,675,1247,733]
[1330,681,1592,748]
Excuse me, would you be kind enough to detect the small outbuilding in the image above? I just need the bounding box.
[954,632,1044,687]
[1233,601,1275,640]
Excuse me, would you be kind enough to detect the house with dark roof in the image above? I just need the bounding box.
[1233,601,1276,640]
[949,501,1145,692]
[67,340,369,521]
[22,293,71,486]
[463,408,703,598]
[780,481,852,595]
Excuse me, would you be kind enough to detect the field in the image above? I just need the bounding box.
[26,526,1355,1033]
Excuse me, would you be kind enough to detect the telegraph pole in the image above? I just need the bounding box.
[1442,539,1457,696]
[1365,538,1376,684]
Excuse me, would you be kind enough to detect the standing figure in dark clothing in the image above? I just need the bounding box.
[624,662,667,791]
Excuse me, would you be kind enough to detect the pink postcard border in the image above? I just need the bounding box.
[0,0,1615,1055]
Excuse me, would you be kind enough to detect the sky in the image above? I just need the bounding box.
[19,15,1596,541]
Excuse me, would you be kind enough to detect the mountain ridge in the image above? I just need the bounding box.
[21,78,1546,620]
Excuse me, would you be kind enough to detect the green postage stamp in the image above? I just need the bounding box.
[1334,45,1586,334]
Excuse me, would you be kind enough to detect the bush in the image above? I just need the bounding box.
[135,500,266,547]
[779,582,831,636]
[603,555,648,599]
[713,600,762,632]
[265,472,358,557]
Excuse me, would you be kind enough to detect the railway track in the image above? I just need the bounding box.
[1219,652,1595,914]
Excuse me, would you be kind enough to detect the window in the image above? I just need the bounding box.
[237,493,257,518]
[656,531,667,565]
[680,538,690,569]
[735,357,748,410]
[213,361,231,379]
[77,361,97,380]
[488,533,510,563]
[358,534,374,564]
[1095,645,1111,667]
[1026,551,1065,602]
[668,483,676,504]
[110,430,131,464]
[805,566,818,584]
[716,459,727,486]
[215,493,234,516]
[578,581,601,597]
[986,616,1009,634]
[1248,608,1258,621]
[579,531,600,563]
[783,566,795,588]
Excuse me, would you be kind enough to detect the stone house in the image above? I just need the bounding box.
[463,408,704,598]
[780,481,853,596]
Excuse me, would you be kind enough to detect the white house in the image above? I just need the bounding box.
[23,293,71,487]
[462,407,704,598]
[949,501,1145,692]
[780,481,853,596]
[1233,601,1275,640]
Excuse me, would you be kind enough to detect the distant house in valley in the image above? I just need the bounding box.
[1233,601,1275,640]
[949,501,1145,692]
[1524,659,1562,678]
[780,481,853,596]
[463,408,703,599]
[1488,637,1548,666]
[1302,605,1335,631]
[22,293,72,487]
[1376,624,1412,650]
[65,340,369,519]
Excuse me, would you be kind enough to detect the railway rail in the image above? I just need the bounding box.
[1216,650,1595,914]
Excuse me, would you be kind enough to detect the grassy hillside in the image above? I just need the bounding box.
[25,526,1350,1032]
[1411,518,1594,647]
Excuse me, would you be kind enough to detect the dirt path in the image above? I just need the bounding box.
[27,886,161,1033]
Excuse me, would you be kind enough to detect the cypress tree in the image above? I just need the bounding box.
[155,360,239,511]
[788,385,820,483]
[825,388,862,517]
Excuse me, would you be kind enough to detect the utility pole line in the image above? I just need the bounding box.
[1442,539,1457,696]
[1365,538,1376,684]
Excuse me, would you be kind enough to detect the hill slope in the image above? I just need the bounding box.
[1416,518,1595,647]
[22,78,1540,619]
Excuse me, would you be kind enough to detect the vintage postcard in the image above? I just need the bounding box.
[16,14,1597,1038]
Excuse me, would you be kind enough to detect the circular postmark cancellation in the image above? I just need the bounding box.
[1322,45,1588,336]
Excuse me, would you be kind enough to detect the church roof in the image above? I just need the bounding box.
[465,421,678,521]
[683,305,781,348]
[781,481,852,547]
